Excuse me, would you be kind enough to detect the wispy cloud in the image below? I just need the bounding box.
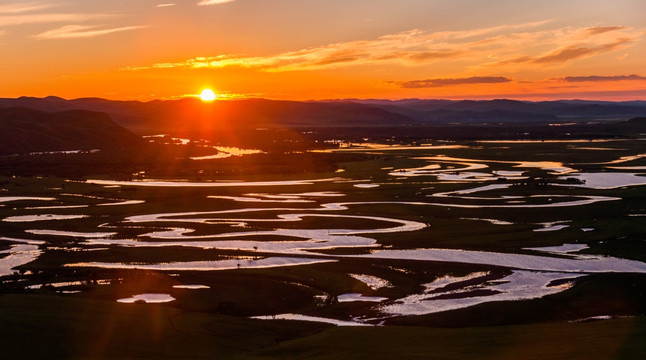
[124,22,642,73]
[390,76,512,88]
[486,26,640,67]
[0,13,112,27]
[556,74,646,82]
[156,3,176,7]
[0,30,7,37]
[198,0,236,5]
[532,38,633,64]
[586,26,628,35]
[34,25,144,40]
[0,2,55,14]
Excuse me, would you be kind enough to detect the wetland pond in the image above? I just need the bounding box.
[2,139,646,325]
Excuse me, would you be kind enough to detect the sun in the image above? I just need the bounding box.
[200,89,216,102]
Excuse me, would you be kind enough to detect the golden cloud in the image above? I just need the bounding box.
[124,22,642,73]
[197,0,236,5]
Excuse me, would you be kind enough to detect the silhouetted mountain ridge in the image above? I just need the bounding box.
[1,96,644,139]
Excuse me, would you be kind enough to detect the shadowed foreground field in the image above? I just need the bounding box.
[0,294,644,359]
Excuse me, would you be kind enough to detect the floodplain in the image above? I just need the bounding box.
[1,138,645,358]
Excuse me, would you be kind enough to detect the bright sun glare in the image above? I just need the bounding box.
[200,89,216,101]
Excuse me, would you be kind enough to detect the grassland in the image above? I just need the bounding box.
[0,294,644,359]
[1,138,645,358]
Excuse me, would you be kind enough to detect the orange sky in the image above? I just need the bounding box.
[1,0,645,101]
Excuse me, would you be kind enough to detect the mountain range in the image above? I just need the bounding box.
[1,96,645,154]
[2,96,646,131]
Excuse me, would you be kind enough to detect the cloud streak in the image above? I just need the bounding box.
[390,76,512,88]
[557,74,646,82]
[124,23,642,73]
[532,38,633,64]
[0,2,55,14]
[34,25,144,40]
[586,26,627,35]
[486,26,640,68]
[0,13,112,27]
[198,0,236,5]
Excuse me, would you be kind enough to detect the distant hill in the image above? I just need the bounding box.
[368,98,646,124]
[611,116,646,132]
[0,107,142,155]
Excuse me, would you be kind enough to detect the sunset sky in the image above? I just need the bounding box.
[1,0,645,101]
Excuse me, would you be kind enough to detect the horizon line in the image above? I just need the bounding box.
[3,95,645,103]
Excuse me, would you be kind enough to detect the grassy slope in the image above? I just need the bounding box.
[0,294,326,359]
[238,318,646,360]
[0,294,644,360]
[0,107,141,155]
